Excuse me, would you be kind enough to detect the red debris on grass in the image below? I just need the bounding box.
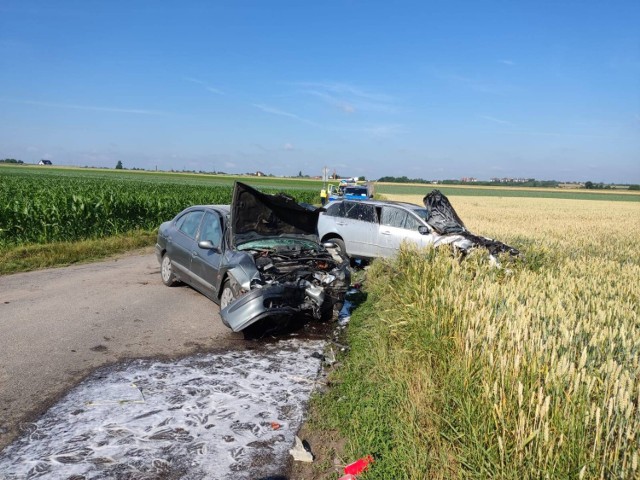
[344,454,374,475]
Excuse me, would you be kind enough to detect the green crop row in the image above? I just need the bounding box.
[376,183,640,202]
[0,165,325,190]
[0,169,318,248]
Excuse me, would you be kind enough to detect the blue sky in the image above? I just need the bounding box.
[1,1,638,183]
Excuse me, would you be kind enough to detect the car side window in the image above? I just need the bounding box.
[344,202,360,220]
[325,202,344,217]
[178,211,204,239]
[361,204,376,222]
[344,202,376,222]
[381,206,409,228]
[404,213,422,230]
[174,213,188,230]
[199,211,222,247]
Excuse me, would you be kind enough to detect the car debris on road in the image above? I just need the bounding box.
[289,435,314,463]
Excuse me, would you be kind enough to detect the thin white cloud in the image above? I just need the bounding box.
[358,124,404,138]
[303,91,345,113]
[294,81,394,103]
[291,81,397,114]
[183,76,224,95]
[480,115,513,125]
[305,90,357,114]
[0,98,165,115]
[499,59,515,66]
[340,103,356,114]
[283,143,294,151]
[435,70,517,95]
[503,130,611,139]
[252,103,301,120]
[251,104,322,128]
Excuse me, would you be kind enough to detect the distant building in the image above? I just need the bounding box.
[490,177,530,183]
[255,171,265,177]
[461,177,477,183]
[38,159,52,165]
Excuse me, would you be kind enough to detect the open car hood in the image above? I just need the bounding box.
[231,182,321,247]
[423,189,467,234]
[423,189,520,256]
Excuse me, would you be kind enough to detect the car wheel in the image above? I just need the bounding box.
[220,278,240,309]
[320,299,335,322]
[161,253,177,286]
[331,238,347,256]
[242,322,267,339]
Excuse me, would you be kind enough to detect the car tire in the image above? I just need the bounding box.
[331,238,347,256]
[320,299,335,322]
[161,253,177,286]
[220,278,240,310]
[242,322,267,340]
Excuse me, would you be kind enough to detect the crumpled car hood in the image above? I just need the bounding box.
[423,189,467,234]
[423,190,520,256]
[231,182,320,247]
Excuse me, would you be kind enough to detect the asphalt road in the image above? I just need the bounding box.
[0,249,239,452]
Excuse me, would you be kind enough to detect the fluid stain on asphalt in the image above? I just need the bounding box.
[0,339,325,479]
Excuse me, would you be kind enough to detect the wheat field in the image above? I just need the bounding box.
[370,194,640,478]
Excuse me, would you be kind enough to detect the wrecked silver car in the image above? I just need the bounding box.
[422,190,519,257]
[317,189,518,260]
[156,182,350,336]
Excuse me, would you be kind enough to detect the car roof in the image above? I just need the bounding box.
[185,205,230,214]
[326,199,424,210]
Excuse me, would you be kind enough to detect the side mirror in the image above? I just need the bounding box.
[198,240,221,252]
[418,226,430,235]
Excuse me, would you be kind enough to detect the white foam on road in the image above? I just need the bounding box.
[0,339,325,479]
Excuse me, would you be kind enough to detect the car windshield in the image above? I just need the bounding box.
[237,237,321,251]
[346,187,367,195]
[410,208,430,223]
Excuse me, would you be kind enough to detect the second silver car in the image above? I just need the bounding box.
[317,191,519,260]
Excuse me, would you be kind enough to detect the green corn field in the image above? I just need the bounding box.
[0,167,318,248]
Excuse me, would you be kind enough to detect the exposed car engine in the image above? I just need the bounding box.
[244,246,350,321]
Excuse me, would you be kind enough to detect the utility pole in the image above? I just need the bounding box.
[322,166,329,188]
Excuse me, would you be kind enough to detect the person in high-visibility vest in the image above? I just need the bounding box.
[320,188,327,206]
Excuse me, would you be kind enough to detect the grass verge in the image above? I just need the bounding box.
[308,248,476,478]
[0,230,156,275]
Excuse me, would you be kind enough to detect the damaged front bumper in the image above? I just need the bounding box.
[220,282,324,333]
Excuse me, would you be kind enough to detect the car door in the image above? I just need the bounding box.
[189,210,225,300]
[377,206,428,257]
[168,209,205,284]
[340,202,378,258]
